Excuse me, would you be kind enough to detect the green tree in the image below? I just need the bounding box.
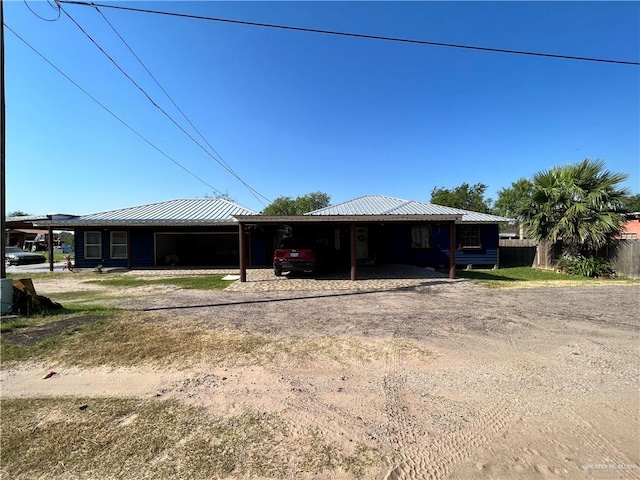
[430,183,492,213]
[621,193,640,213]
[493,178,534,219]
[57,231,74,246]
[7,211,30,217]
[294,191,331,214]
[262,196,297,215]
[521,159,629,256]
[262,192,331,215]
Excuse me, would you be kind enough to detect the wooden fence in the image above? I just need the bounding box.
[608,240,640,279]
[498,239,640,278]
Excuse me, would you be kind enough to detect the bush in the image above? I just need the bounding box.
[557,255,614,277]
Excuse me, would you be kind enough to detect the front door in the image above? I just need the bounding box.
[356,227,368,260]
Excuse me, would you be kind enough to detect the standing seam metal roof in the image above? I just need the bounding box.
[63,198,259,223]
[307,195,511,222]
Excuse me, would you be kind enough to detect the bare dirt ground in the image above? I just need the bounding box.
[2,269,639,479]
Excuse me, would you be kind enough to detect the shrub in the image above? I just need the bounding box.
[557,255,614,277]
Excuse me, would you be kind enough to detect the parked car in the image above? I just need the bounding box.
[273,238,320,276]
[4,246,46,266]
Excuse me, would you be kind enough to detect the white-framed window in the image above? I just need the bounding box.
[84,231,102,259]
[110,231,128,259]
[411,226,431,249]
[459,225,482,249]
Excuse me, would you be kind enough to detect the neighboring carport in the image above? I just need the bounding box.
[6,214,79,272]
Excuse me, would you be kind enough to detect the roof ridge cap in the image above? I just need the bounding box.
[382,198,412,214]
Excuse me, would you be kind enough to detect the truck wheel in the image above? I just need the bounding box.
[274,267,282,277]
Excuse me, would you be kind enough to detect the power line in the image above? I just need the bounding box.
[4,23,227,197]
[57,5,271,206]
[22,0,60,22]
[92,5,258,202]
[57,0,640,66]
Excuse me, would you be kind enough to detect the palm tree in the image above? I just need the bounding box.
[521,159,629,256]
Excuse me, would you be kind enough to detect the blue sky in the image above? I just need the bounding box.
[4,1,639,216]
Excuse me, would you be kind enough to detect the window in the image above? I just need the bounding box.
[459,225,482,249]
[110,231,128,259]
[411,226,431,249]
[84,231,102,259]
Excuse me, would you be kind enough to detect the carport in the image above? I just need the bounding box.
[234,214,461,282]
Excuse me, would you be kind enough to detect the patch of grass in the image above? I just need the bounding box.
[6,272,70,281]
[1,397,381,479]
[0,314,111,362]
[1,334,71,362]
[267,336,431,366]
[1,311,431,369]
[0,318,33,333]
[1,300,118,333]
[85,275,228,290]
[52,294,127,310]
[453,267,640,288]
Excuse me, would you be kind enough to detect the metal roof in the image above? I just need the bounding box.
[307,195,512,223]
[35,198,259,227]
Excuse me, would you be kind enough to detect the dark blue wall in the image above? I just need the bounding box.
[72,223,500,269]
[373,223,498,268]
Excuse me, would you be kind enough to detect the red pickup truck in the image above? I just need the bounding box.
[273,238,318,276]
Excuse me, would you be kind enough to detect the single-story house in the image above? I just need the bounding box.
[236,195,511,280]
[29,195,510,279]
[621,212,640,240]
[33,198,259,270]
[5,229,47,249]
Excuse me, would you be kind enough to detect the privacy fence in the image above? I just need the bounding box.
[498,239,640,279]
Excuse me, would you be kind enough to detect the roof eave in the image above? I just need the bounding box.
[235,214,463,223]
[34,220,239,228]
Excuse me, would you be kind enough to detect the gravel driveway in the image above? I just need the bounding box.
[4,267,639,479]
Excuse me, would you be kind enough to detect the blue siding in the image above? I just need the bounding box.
[74,227,245,269]
[131,231,154,267]
[71,223,501,270]
[74,229,130,269]
[378,223,499,268]
[251,234,268,266]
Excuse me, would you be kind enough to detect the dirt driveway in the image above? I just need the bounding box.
[2,270,639,479]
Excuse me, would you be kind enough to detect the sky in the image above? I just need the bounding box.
[4,1,640,216]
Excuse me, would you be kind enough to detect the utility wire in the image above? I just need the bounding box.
[58,0,640,66]
[58,5,270,206]
[90,4,269,205]
[22,0,60,22]
[4,23,226,197]
[92,6,245,191]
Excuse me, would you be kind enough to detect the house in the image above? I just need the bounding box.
[35,198,259,270]
[621,212,640,240]
[5,214,78,254]
[5,228,47,249]
[32,195,510,279]
[235,195,511,281]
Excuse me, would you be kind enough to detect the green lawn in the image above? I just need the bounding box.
[452,267,639,288]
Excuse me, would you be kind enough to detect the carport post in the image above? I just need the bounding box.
[238,222,246,282]
[449,221,456,279]
[127,229,132,270]
[48,226,54,272]
[350,223,357,281]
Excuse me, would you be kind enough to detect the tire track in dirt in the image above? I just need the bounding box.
[382,321,521,480]
[558,407,640,480]
[498,334,639,479]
